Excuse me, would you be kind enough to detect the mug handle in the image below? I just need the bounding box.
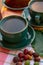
[35,15,41,24]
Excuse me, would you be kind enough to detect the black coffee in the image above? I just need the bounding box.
[31,2,43,12]
[2,18,26,33]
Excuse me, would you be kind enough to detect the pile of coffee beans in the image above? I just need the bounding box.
[13,49,40,65]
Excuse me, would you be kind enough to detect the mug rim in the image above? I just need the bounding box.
[2,0,28,10]
[0,15,28,35]
[28,1,43,13]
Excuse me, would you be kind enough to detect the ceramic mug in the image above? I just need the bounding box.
[0,15,28,43]
[3,0,30,10]
[28,2,43,24]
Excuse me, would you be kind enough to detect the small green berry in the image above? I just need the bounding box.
[25,60,30,65]
[34,62,39,65]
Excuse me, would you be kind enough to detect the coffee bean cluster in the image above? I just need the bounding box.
[13,49,40,65]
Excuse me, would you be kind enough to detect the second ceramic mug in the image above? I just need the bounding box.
[0,15,28,43]
[28,1,43,24]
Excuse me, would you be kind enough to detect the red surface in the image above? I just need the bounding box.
[1,6,23,18]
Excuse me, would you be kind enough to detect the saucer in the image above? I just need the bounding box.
[0,25,35,50]
[2,0,28,10]
[22,8,43,28]
[31,31,43,57]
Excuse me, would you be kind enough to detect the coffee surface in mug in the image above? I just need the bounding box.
[31,2,43,12]
[2,18,26,33]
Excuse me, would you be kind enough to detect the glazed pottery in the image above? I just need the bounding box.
[0,25,35,50]
[0,15,28,43]
[22,8,43,28]
[28,2,43,24]
[2,0,30,10]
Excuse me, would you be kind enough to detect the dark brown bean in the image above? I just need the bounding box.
[13,57,19,63]
[33,53,39,58]
[34,57,40,62]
